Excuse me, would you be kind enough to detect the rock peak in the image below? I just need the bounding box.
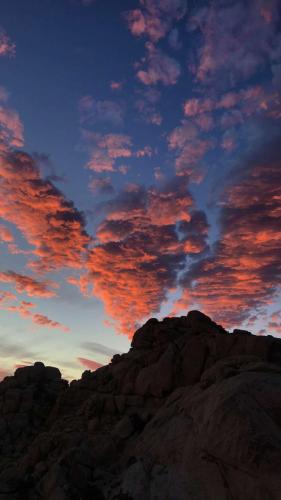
[0,312,281,499]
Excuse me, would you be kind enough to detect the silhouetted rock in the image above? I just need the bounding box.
[0,312,281,499]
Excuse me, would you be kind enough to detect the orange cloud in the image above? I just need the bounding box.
[0,224,14,242]
[79,97,124,127]
[0,151,89,272]
[177,139,281,327]
[0,290,17,304]
[0,271,58,298]
[4,301,69,332]
[85,178,208,335]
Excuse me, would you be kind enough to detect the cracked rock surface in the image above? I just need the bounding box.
[1,310,281,499]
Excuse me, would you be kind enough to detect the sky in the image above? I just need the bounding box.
[0,0,281,381]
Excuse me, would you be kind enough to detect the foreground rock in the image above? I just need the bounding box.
[1,311,281,499]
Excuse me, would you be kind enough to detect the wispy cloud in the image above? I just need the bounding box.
[0,105,24,151]
[0,30,15,57]
[89,177,114,195]
[80,340,122,357]
[3,300,70,332]
[79,96,124,127]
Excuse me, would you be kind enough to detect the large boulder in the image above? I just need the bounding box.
[0,312,281,499]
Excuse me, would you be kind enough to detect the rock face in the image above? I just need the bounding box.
[1,311,281,499]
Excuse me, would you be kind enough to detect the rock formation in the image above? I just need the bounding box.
[1,310,281,499]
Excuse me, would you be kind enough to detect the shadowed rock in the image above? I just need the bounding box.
[0,311,281,499]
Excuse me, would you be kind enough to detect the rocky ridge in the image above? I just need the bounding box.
[1,311,281,499]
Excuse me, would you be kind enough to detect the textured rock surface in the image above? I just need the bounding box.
[1,311,281,499]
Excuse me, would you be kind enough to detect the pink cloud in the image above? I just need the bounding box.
[194,113,215,131]
[0,105,24,150]
[0,290,17,304]
[1,297,69,333]
[126,0,187,42]
[184,86,265,119]
[0,31,15,57]
[168,121,213,177]
[77,357,104,371]
[84,133,132,173]
[136,146,153,158]
[137,44,181,86]
[110,81,123,91]
[126,9,167,42]
[79,97,124,127]
[189,0,281,85]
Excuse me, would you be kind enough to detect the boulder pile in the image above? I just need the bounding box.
[1,311,281,499]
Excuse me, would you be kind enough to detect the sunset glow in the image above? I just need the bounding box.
[0,0,280,380]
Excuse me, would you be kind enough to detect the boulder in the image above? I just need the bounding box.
[0,312,281,499]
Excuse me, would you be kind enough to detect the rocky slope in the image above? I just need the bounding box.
[1,310,281,500]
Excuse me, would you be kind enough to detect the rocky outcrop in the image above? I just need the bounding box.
[1,311,281,499]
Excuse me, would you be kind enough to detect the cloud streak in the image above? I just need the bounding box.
[77,357,103,371]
